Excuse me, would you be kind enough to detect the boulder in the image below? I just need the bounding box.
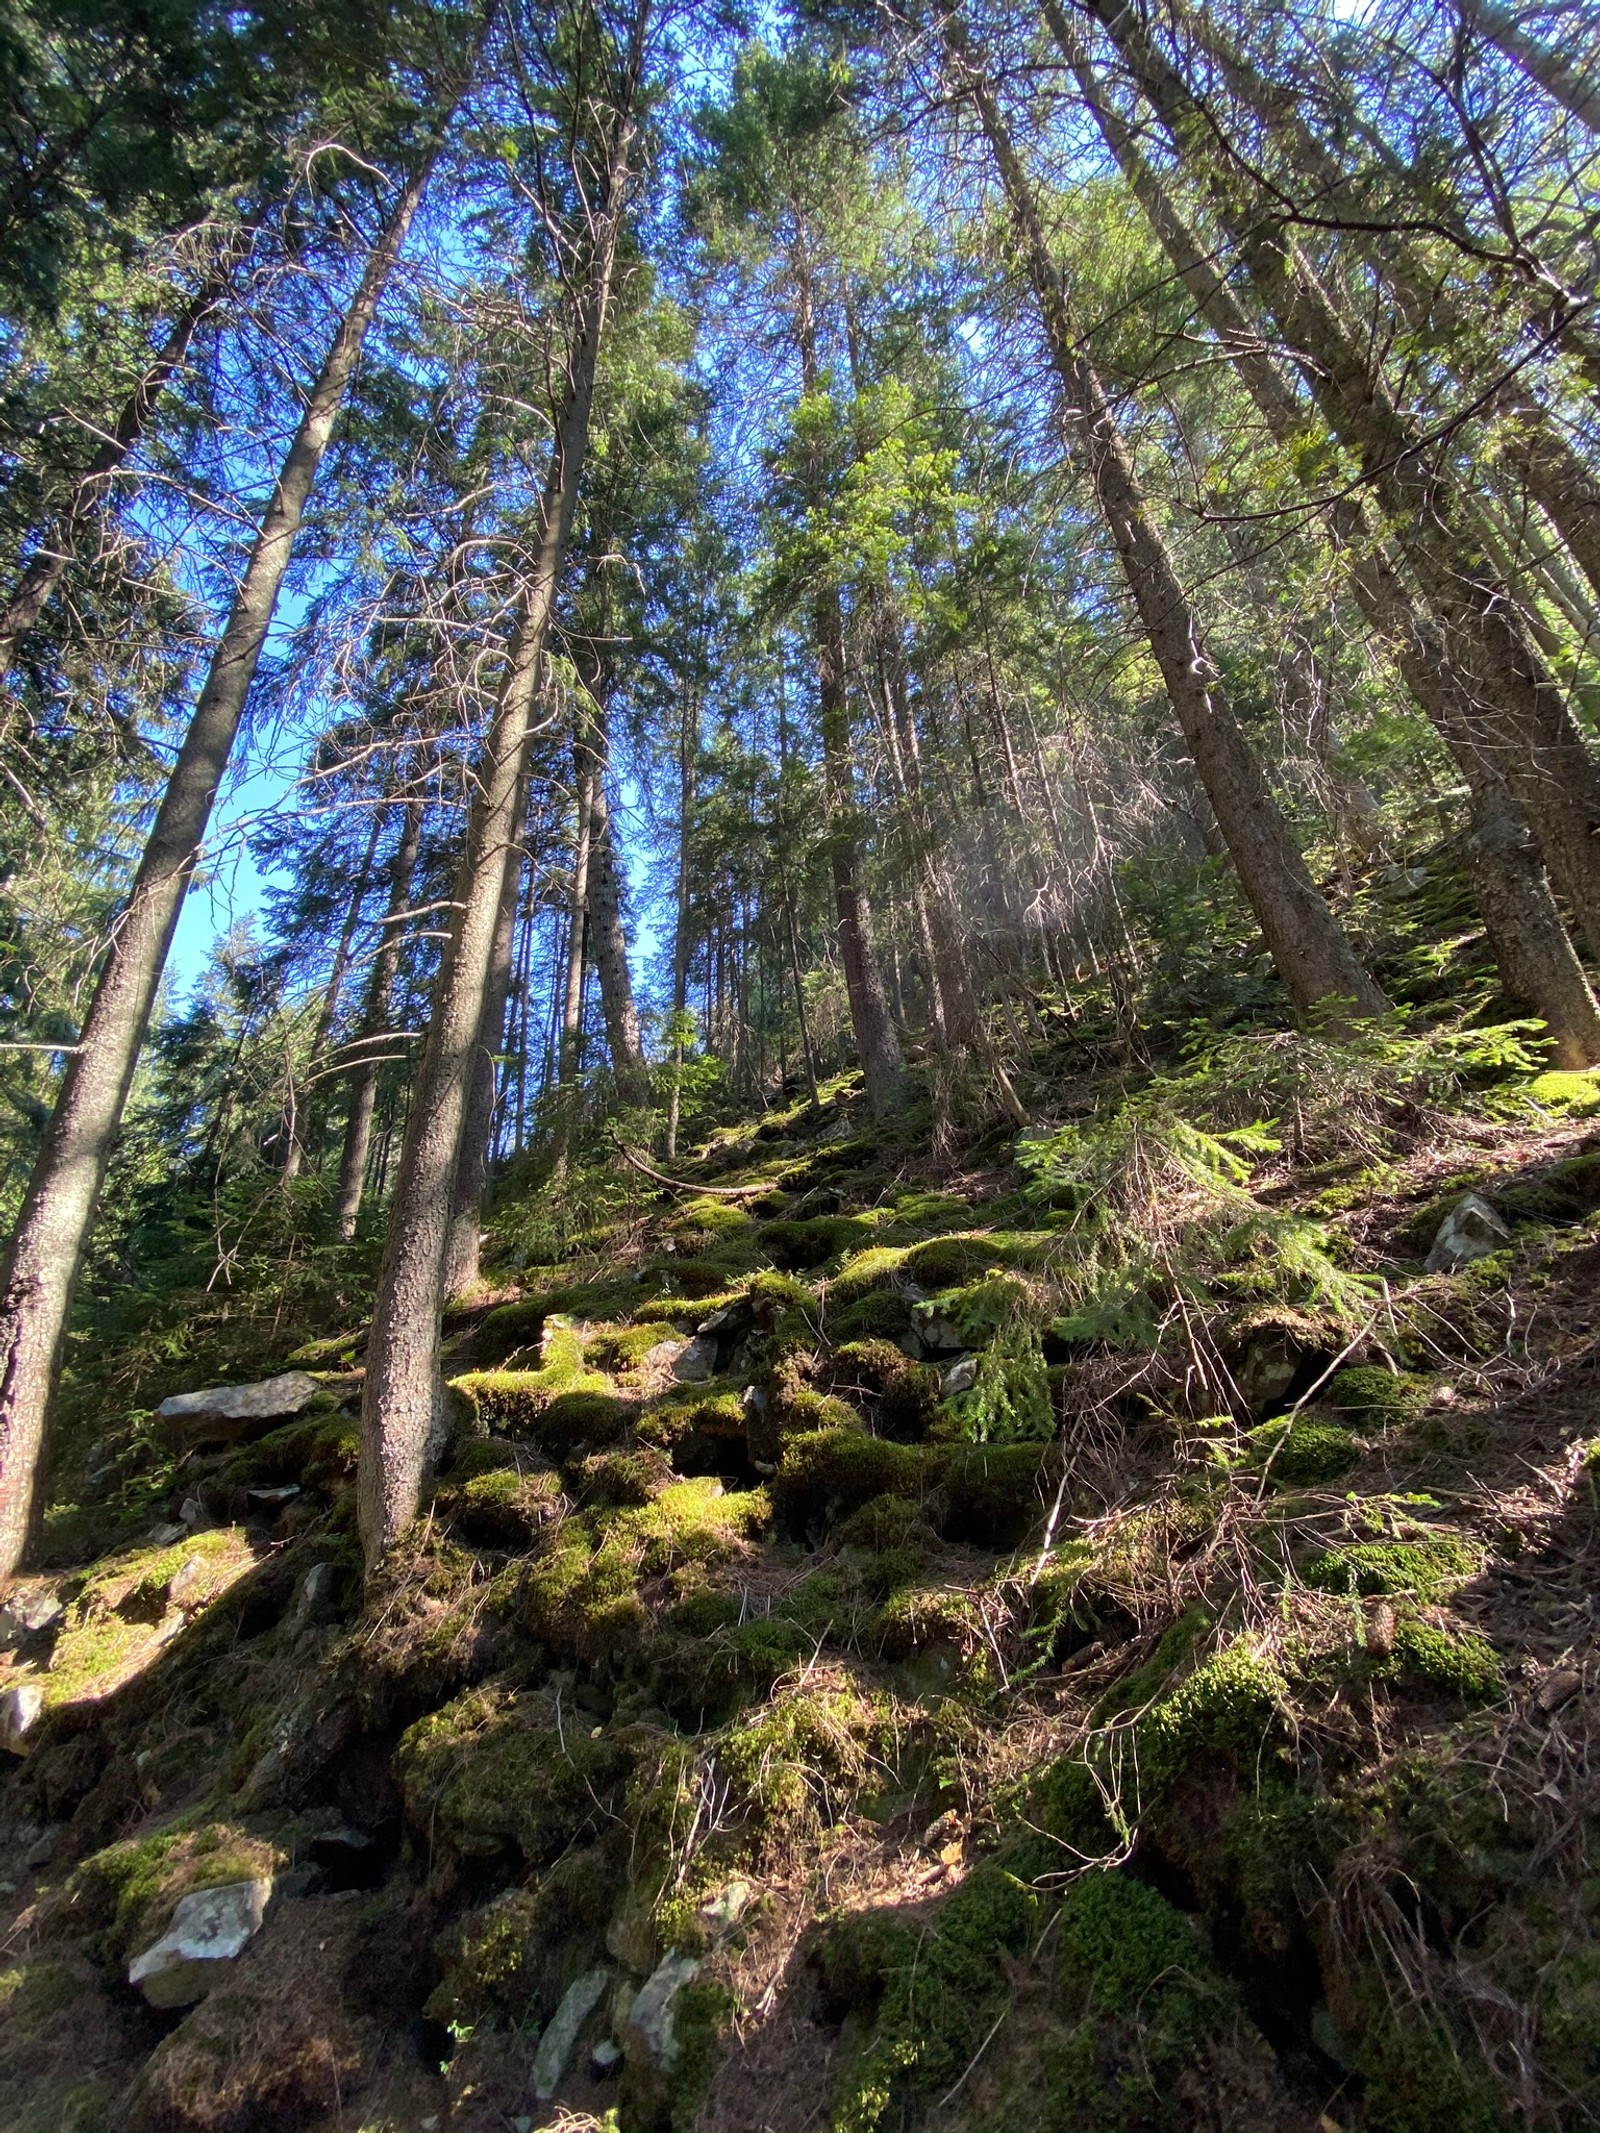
[533,1966,609,2098]
[158,1370,322,1448]
[166,1555,212,1609]
[127,1878,272,2007]
[625,1947,699,2074]
[1424,1193,1511,1275]
[943,1356,978,1397]
[672,1337,717,1384]
[0,1585,62,1642]
[0,1682,44,1755]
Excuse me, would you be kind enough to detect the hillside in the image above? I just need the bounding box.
[2,1003,1598,2133]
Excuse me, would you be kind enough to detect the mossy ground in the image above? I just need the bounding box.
[4,1055,1600,2133]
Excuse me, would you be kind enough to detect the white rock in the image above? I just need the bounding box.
[625,1948,700,2073]
[591,2038,623,2076]
[0,1586,62,1639]
[166,1555,211,1608]
[673,1337,717,1384]
[288,1561,337,1631]
[0,1684,44,1755]
[158,1371,322,1444]
[697,1878,752,1933]
[533,1966,610,2098]
[943,1356,978,1397]
[128,1878,272,2007]
[1424,1192,1511,1275]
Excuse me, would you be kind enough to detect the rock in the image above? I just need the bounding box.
[166,1555,212,1609]
[22,1825,61,1869]
[625,1948,700,2075]
[897,1331,927,1361]
[942,1355,978,1397]
[591,2039,623,2077]
[911,1309,965,1355]
[673,1337,717,1384]
[179,1496,210,1529]
[148,1522,187,1545]
[0,1683,44,1755]
[127,1878,271,2007]
[0,1586,62,1641]
[158,1370,322,1448]
[533,1966,610,2098]
[1536,1667,1583,1714]
[1424,1193,1511,1275]
[245,1483,301,1508]
[697,1879,752,1935]
[288,1560,338,1632]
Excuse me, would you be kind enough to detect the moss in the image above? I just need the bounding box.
[630,1290,743,1330]
[475,1295,545,1355]
[903,1234,1010,1286]
[875,1586,991,1680]
[1302,1536,1481,1600]
[611,1477,770,1575]
[1327,1365,1431,1428]
[772,1429,928,1528]
[1390,1617,1503,1701]
[1241,1415,1359,1484]
[69,1819,280,1960]
[717,1677,886,1842]
[667,1199,755,1253]
[1525,1067,1600,1117]
[1138,1638,1289,1792]
[890,1190,972,1229]
[828,1245,914,1307]
[398,1683,629,1870]
[837,1492,935,1559]
[0,1956,80,2043]
[448,1466,564,1548]
[450,1437,519,1480]
[831,1289,915,1341]
[575,1445,675,1506]
[426,1848,618,2030]
[1056,1870,1207,2013]
[664,1978,738,2129]
[748,1267,816,1320]
[538,1387,632,1455]
[588,1321,673,1371]
[782,1388,864,1437]
[1355,2006,1511,2133]
[1027,1754,1121,1858]
[834,1341,940,1440]
[1092,1604,1210,1723]
[759,1214,875,1269]
[934,1442,1053,1545]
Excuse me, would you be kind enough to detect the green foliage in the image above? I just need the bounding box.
[949,1322,1054,1444]
[1241,1416,1359,1485]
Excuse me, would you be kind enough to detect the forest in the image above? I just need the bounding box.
[0,0,1598,2126]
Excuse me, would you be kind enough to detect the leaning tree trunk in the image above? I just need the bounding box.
[334,798,424,1243]
[0,148,441,1584]
[1089,0,1600,959]
[358,22,644,1565]
[1461,0,1600,131]
[1050,5,1600,1066]
[443,769,529,1298]
[947,18,1385,1027]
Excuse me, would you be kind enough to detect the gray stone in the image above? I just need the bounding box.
[288,1561,337,1632]
[673,1337,717,1384]
[0,1586,62,1640]
[158,1370,322,1447]
[127,1878,271,2007]
[911,1308,965,1355]
[23,1825,61,1869]
[533,1966,610,2098]
[148,1522,187,1546]
[591,2039,623,2077]
[942,1356,978,1397]
[625,1949,700,2074]
[1425,1193,1511,1275]
[697,1878,752,1934]
[179,1496,210,1529]
[166,1555,211,1609]
[0,1683,43,1756]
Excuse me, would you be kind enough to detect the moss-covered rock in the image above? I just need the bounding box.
[447,1465,564,1548]
[1302,1535,1481,1600]
[1137,1638,1290,1792]
[834,1341,940,1440]
[934,1442,1054,1545]
[1326,1365,1431,1428]
[1241,1415,1359,1484]
[772,1429,928,1529]
[1389,1617,1503,1701]
[759,1215,875,1270]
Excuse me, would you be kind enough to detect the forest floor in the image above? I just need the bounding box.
[2,1002,1599,2132]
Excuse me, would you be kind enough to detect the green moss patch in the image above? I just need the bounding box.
[1241,1415,1359,1484]
[1302,1536,1481,1600]
[760,1215,876,1269]
[1326,1366,1431,1428]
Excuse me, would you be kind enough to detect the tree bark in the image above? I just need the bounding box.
[335,797,424,1242]
[947,17,1386,1026]
[548,760,595,1180]
[0,148,440,1584]
[443,770,528,1297]
[1461,0,1600,131]
[577,682,650,1109]
[358,16,645,1564]
[282,804,383,1183]
[664,682,697,1159]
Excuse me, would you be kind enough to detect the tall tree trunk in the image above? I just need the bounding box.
[1052,4,1600,1065]
[0,250,242,681]
[0,148,441,1584]
[1090,0,1600,959]
[358,21,643,1564]
[443,770,528,1297]
[946,17,1385,1026]
[664,684,697,1160]
[577,685,650,1109]
[335,798,424,1242]
[548,761,595,1180]
[282,804,383,1183]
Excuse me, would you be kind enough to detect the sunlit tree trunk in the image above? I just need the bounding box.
[335,797,424,1242]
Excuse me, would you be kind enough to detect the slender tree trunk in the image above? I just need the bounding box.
[948,18,1385,1026]
[282,804,383,1183]
[358,28,643,1563]
[578,692,650,1109]
[335,799,424,1242]
[0,149,440,1583]
[0,255,242,680]
[549,762,595,1179]
[665,685,697,1159]
[443,771,528,1297]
